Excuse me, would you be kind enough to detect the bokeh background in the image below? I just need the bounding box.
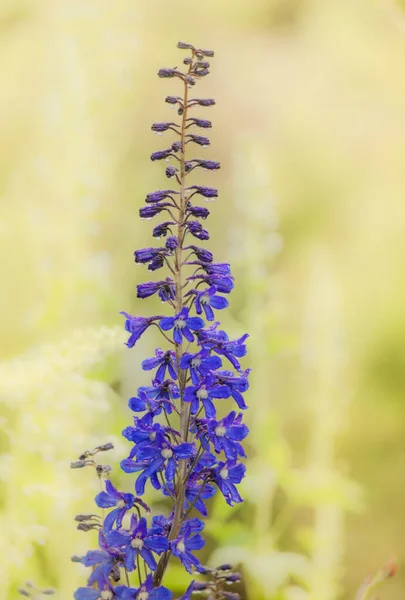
[1,0,405,598]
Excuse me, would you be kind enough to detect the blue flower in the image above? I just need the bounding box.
[134,440,195,489]
[204,411,248,460]
[128,388,174,417]
[193,286,229,321]
[198,329,249,371]
[152,221,176,238]
[120,313,162,348]
[185,481,216,516]
[74,578,127,600]
[211,461,246,506]
[159,307,204,344]
[142,349,177,382]
[184,376,230,419]
[212,369,250,411]
[170,523,205,573]
[118,575,172,600]
[78,532,123,586]
[180,350,222,385]
[95,481,135,532]
[107,516,168,572]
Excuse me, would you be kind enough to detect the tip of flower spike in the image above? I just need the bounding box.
[177,41,194,50]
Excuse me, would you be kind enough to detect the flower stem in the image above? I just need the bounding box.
[153,59,193,588]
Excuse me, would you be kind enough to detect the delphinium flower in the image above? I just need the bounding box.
[72,41,249,600]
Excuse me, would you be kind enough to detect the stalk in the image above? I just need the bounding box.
[153,61,192,587]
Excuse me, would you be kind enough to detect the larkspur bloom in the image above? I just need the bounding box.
[107,516,168,571]
[73,42,248,600]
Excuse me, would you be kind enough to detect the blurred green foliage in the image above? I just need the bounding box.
[1,0,405,598]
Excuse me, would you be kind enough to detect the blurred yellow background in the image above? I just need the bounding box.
[1,0,405,598]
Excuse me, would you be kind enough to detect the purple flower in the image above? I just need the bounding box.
[205,412,248,460]
[160,307,204,344]
[185,481,216,516]
[142,349,177,382]
[198,329,249,371]
[193,286,229,321]
[128,439,195,494]
[180,350,222,384]
[184,376,231,418]
[120,313,162,348]
[211,461,246,506]
[170,523,205,573]
[78,532,123,586]
[212,369,250,411]
[137,279,176,302]
[107,516,168,572]
[74,578,127,600]
[95,481,135,532]
[119,575,172,600]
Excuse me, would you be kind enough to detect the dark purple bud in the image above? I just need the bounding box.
[223,594,240,600]
[96,442,114,452]
[70,460,87,469]
[165,165,178,179]
[183,57,192,65]
[190,98,216,107]
[186,205,210,219]
[202,49,215,57]
[171,141,183,152]
[196,61,210,69]
[195,68,209,77]
[139,203,171,219]
[74,514,100,522]
[186,76,196,86]
[187,135,210,147]
[187,185,218,198]
[151,149,173,161]
[137,279,176,301]
[134,247,162,264]
[166,96,180,104]
[185,245,214,262]
[177,41,194,50]
[165,236,178,250]
[188,118,212,129]
[151,122,178,133]
[153,221,175,237]
[158,68,177,78]
[187,220,210,240]
[146,190,177,203]
[193,582,210,591]
[199,160,220,170]
[225,573,242,583]
[177,107,184,116]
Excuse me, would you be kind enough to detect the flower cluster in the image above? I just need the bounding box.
[73,41,249,600]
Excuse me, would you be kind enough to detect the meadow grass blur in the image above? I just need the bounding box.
[1,0,405,598]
